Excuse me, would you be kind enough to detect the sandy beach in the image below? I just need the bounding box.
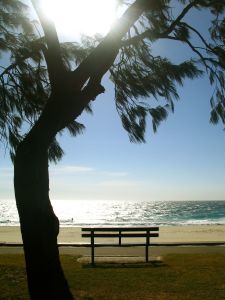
[1,225,225,244]
[0,225,224,257]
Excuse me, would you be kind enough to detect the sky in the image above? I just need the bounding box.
[0,1,225,202]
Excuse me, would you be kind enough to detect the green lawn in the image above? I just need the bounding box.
[0,253,225,299]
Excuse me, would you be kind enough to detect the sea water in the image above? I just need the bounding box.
[0,199,225,226]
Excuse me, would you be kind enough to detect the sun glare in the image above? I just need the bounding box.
[41,0,118,38]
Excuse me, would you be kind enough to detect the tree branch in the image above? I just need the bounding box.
[31,0,66,91]
[163,0,200,35]
[120,0,201,47]
[71,0,152,90]
[184,38,211,69]
[181,22,214,50]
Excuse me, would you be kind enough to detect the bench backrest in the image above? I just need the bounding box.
[82,227,159,239]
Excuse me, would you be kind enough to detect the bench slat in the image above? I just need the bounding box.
[82,233,159,238]
[82,227,159,232]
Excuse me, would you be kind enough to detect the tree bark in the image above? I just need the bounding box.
[14,84,98,299]
[14,114,74,299]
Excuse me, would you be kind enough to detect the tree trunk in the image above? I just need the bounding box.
[14,94,74,299]
[13,72,96,298]
[13,2,148,297]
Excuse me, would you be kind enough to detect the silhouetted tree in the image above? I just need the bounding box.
[0,0,224,299]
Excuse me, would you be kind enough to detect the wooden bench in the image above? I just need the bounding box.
[82,227,159,265]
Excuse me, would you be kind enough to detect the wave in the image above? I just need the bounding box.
[1,199,225,227]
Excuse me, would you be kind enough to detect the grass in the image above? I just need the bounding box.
[0,253,225,299]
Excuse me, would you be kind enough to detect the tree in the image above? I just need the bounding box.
[0,0,224,298]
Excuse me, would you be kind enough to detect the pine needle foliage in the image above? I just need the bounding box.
[0,0,89,161]
[108,0,225,141]
[0,0,225,158]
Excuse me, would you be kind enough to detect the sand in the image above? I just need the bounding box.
[1,225,225,244]
[0,225,224,256]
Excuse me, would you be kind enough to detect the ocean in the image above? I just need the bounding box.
[0,199,225,227]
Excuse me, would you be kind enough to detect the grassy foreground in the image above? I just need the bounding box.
[0,253,225,299]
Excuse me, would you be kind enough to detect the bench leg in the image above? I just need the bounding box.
[146,234,150,262]
[91,232,95,265]
[145,245,149,262]
[91,244,94,265]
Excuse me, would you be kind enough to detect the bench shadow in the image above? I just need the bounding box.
[81,261,166,269]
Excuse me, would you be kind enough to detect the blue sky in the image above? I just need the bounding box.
[0,1,225,201]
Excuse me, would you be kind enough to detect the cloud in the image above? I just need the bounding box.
[97,179,141,188]
[103,172,128,177]
[0,167,13,177]
[50,165,94,175]
[49,165,129,178]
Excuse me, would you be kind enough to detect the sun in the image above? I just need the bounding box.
[41,0,118,38]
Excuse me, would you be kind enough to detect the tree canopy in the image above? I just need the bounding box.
[0,0,224,160]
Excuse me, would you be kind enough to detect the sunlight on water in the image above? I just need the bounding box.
[0,199,225,226]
